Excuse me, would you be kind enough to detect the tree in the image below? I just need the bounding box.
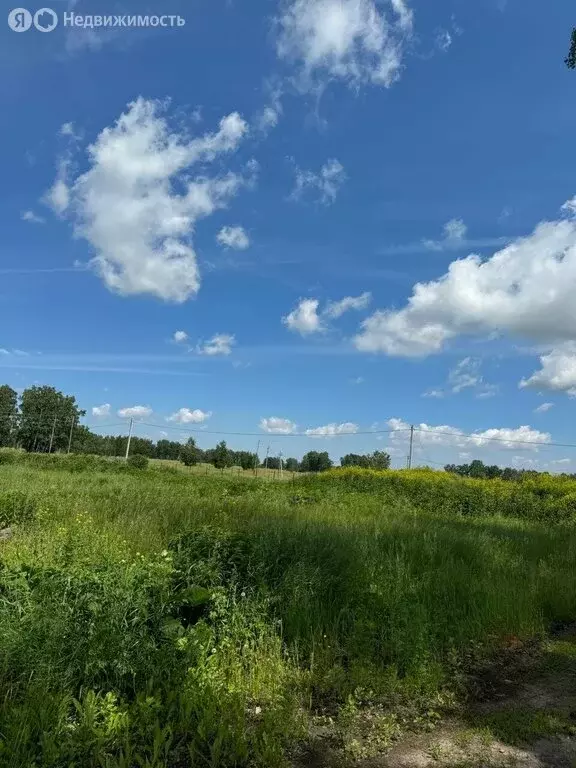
[212,440,232,470]
[181,437,200,467]
[18,385,85,453]
[156,439,182,461]
[0,385,18,447]
[285,457,299,472]
[566,27,576,68]
[300,451,333,473]
[232,450,258,471]
[341,453,371,468]
[370,450,391,470]
[262,456,281,470]
[340,451,390,470]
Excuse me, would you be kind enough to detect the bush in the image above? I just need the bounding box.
[0,449,19,466]
[127,454,149,470]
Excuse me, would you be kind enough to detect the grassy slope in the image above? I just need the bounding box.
[1,461,576,766]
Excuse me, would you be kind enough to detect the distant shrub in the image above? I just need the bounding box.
[127,453,149,470]
[303,468,576,524]
[0,449,19,466]
[0,489,37,528]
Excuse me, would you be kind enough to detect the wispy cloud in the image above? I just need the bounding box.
[379,235,510,257]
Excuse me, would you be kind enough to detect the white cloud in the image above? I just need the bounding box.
[276,0,413,90]
[0,349,9,355]
[324,291,371,318]
[305,422,359,437]
[259,417,297,434]
[46,98,249,303]
[45,159,71,216]
[351,376,365,384]
[117,405,153,419]
[216,225,250,250]
[534,402,554,413]
[424,358,498,399]
[423,217,467,251]
[254,85,283,133]
[448,357,481,393]
[21,210,45,224]
[167,408,212,424]
[197,333,235,356]
[520,344,576,396]
[291,159,346,205]
[435,28,452,52]
[422,389,444,399]
[387,417,551,451]
[551,458,571,466]
[257,106,280,132]
[354,200,576,357]
[92,403,111,417]
[283,298,323,335]
[173,330,188,343]
[283,292,371,335]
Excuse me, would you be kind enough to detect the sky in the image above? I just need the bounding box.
[1,0,576,469]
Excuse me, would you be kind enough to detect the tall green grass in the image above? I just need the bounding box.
[1,460,576,765]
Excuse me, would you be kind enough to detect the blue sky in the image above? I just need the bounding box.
[1,0,576,468]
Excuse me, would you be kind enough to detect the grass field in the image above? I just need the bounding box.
[1,453,576,766]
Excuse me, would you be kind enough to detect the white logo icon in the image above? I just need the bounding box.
[7,7,58,31]
[8,8,32,31]
[33,7,57,31]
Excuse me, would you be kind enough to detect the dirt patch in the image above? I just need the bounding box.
[292,631,576,768]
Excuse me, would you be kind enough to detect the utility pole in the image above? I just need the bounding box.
[48,414,57,454]
[125,418,134,460]
[279,450,283,479]
[264,444,270,470]
[408,424,414,470]
[67,415,75,454]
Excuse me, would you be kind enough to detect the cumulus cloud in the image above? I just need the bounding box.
[197,333,235,356]
[259,417,297,434]
[167,408,212,423]
[216,226,250,250]
[283,298,323,335]
[21,210,45,224]
[534,402,554,413]
[520,344,576,396]
[173,330,188,343]
[305,422,359,437]
[276,0,413,90]
[291,159,346,205]
[117,405,152,419]
[45,98,249,303]
[92,403,111,417]
[388,417,551,451]
[283,292,371,335]
[354,200,576,357]
[325,291,371,318]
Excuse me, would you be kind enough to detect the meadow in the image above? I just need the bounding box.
[1,451,576,766]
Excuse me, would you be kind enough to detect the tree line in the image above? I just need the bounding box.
[0,384,391,473]
[444,459,576,481]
